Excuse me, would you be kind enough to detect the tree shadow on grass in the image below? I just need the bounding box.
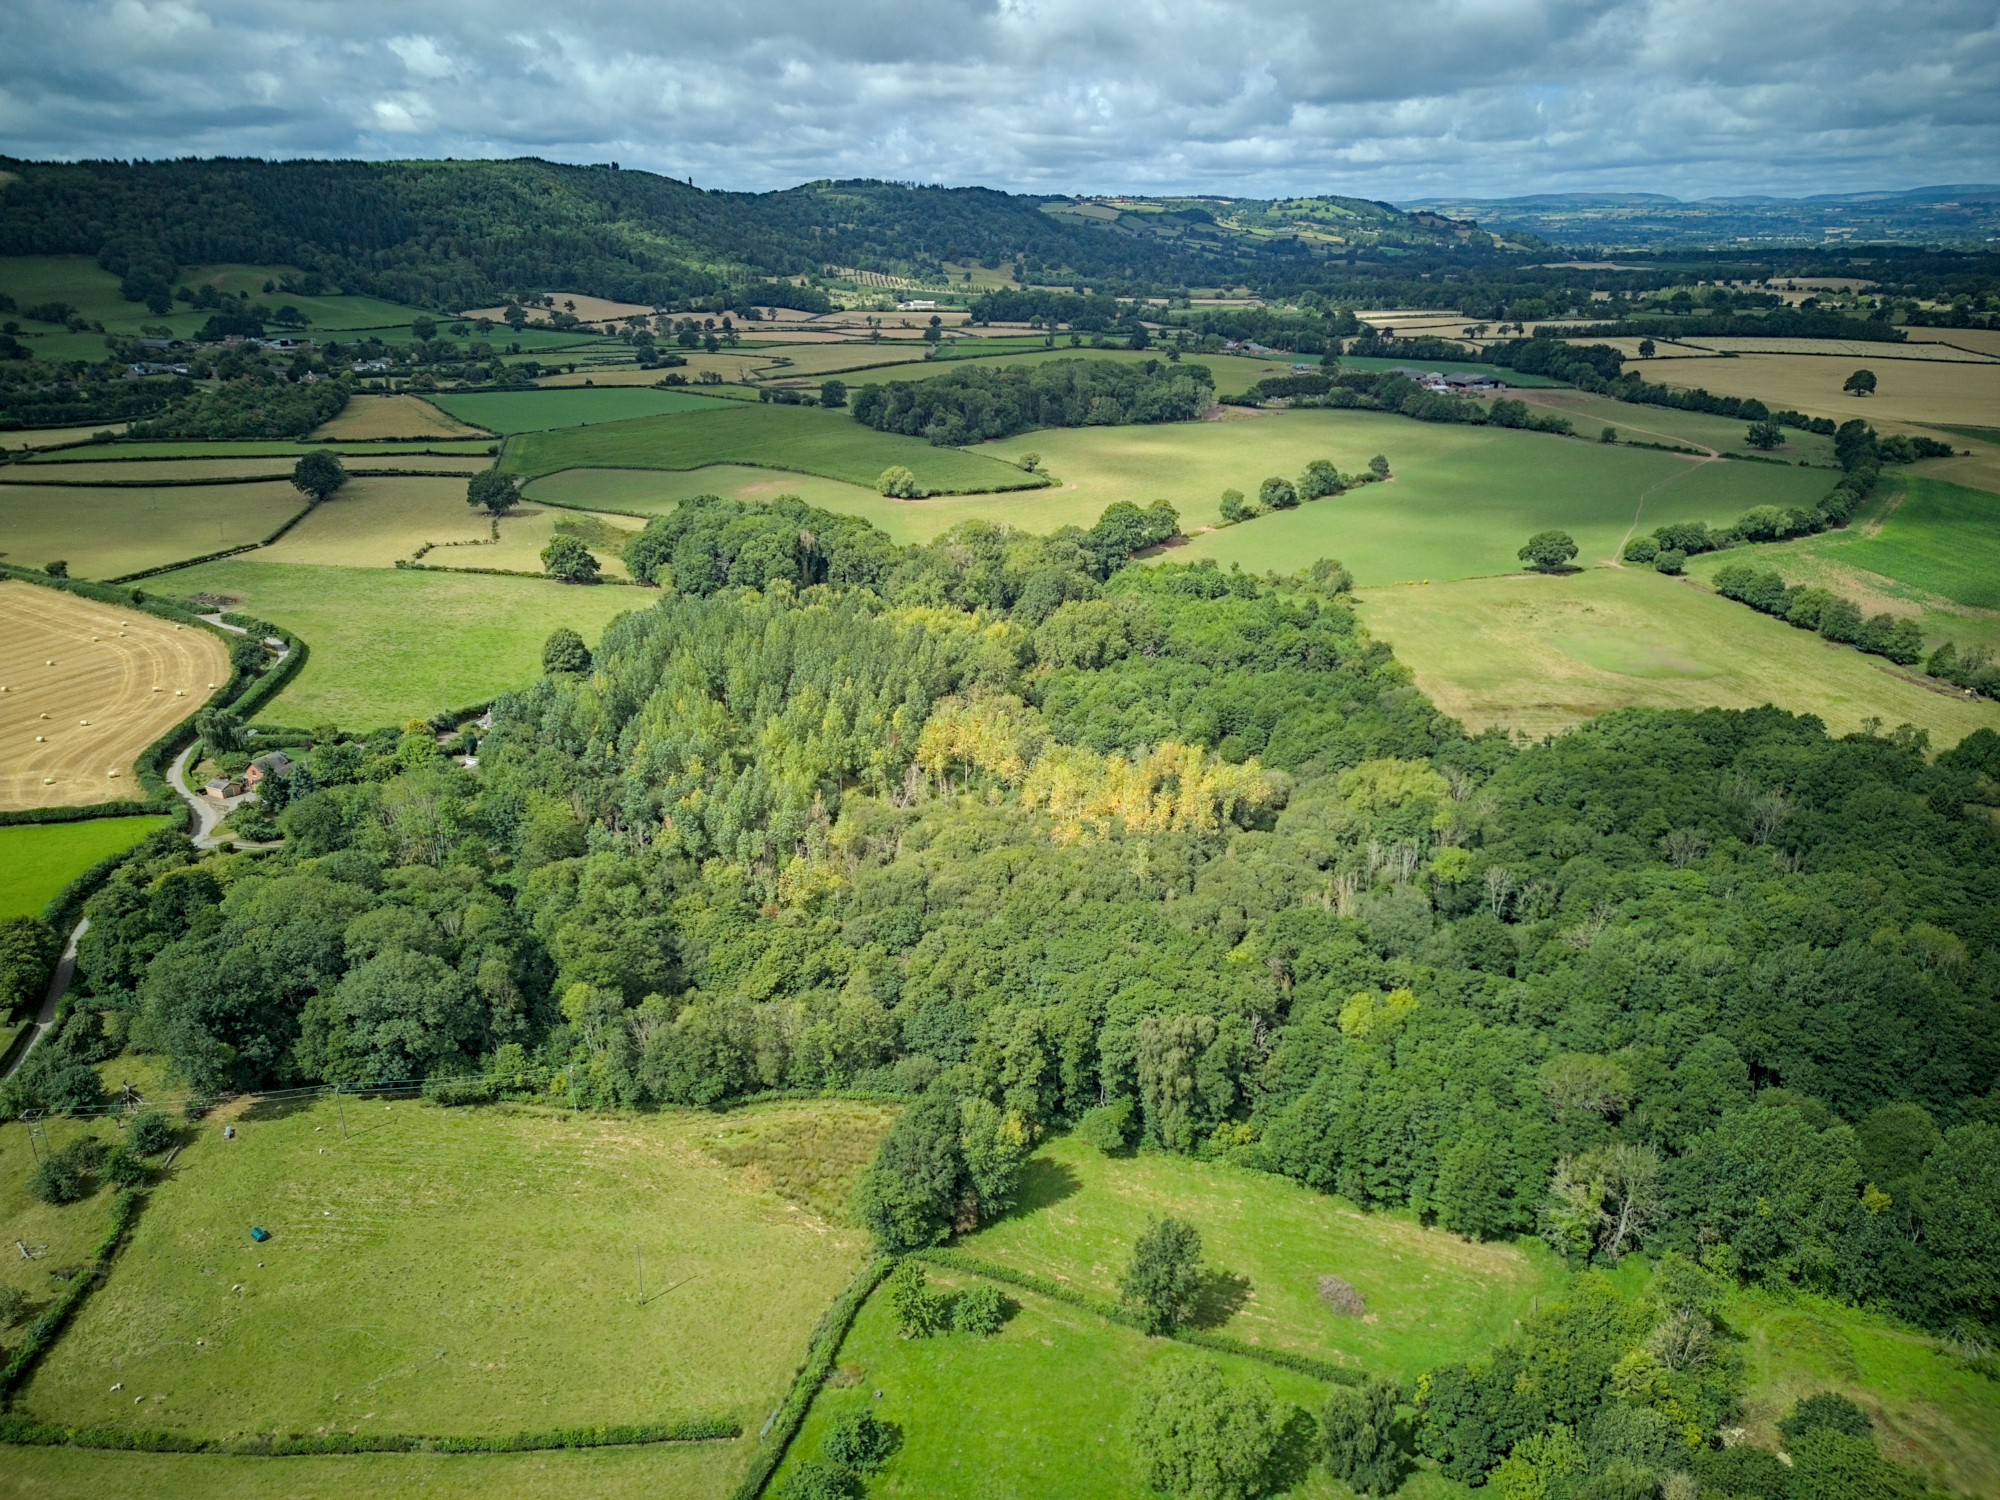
[1189,1268,1252,1330]
[1000,1155,1082,1220]
[239,1093,320,1124]
[1265,1404,1323,1496]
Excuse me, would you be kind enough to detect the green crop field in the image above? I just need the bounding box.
[986,408,1831,571]
[500,402,1047,496]
[145,559,649,730]
[1354,565,2000,747]
[774,1269,1367,1500]
[0,1443,745,1500]
[960,1132,1563,1384]
[26,440,499,464]
[21,1097,885,1440]
[0,482,308,580]
[1835,477,2000,608]
[429,388,725,434]
[0,815,177,921]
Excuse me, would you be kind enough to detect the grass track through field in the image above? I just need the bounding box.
[22,1098,884,1440]
[0,815,176,918]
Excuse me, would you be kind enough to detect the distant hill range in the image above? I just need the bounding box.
[1401,186,2000,248]
[0,157,1527,316]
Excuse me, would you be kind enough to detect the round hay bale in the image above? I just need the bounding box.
[1317,1274,1366,1317]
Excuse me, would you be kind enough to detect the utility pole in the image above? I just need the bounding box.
[19,1110,48,1164]
[635,1242,646,1306]
[334,1083,347,1140]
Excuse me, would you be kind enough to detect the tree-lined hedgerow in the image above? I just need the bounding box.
[848,358,1216,445]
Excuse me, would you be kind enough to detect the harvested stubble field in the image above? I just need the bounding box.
[1900,327,2000,358]
[146,559,645,729]
[0,582,228,808]
[535,350,778,385]
[1354,566,2000,747]
[961,1132,1562,1383]
[310,394,491,441]
[0,814,177,917]
[0,482,309,581]
[1695,337,2000,364]
[1648,354,2000,429]
[430,388,724,434]
[459,293,656,325]
[21,1098,889,1440]
[774,1270,1353,1500]
[500,403,1046,495]
[25,440,497,464]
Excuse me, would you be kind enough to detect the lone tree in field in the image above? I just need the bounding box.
[1519,530,1579,573]
[1747,419,1786,450]
[1259,476,1299,510]
[877,465,921,498]
[468,470,521,516]
[1324,1377,1403,1495]
[1637,338,1656,358]
[542,626,591,675]
[1843,368,1877,396]
[1120,1216,1205,1333]
[1127,1360,1283,1500]
[541,534,600,583]
[291,450,349,503]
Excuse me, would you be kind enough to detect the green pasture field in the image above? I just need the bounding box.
[775,1269,1372,1500]
[146,559,646,729]
[22,1097,886,1440]
[995,408,1831,569]
[0,815,177,921]
[1336,354,1567,388]
[249,474,634,578]
[3,456,492,484]
[1730,1289,2000,1497]
[26,440,498,464]
[0,482,308,580]
[960,1132,1562,1384]
[748,344,936,378]
[499,403,1045,496]
[0,1443,746,1500]
[1354,565,2000,748]
[0,424,129,451]
[522,465,1104,544]
[1834,476,2000,609]
[0,1114,130,1315]
[429,388,725,434]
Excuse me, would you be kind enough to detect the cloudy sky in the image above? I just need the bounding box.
[1,0,1995,200]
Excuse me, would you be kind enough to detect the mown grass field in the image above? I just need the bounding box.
[960,1132,1562,1384]
[1355,566,2000,747]
[1022,409,1832,573]
[430,388,724,434]
[500,403,1045,495]
[1729,1289,2000,1498]
[0,1442,747,1500]
[0,815,177,919]
[239,475,632,578]
[1649,354,2000,429]
[147,560,647,729]
[0,482,308,580]
[1510,387,1842,466]
[22,1098,887,1440]
[1835,476,2000,609]
[311,394,491,441]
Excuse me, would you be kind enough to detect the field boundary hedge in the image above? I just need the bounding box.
[728,1256,893,1500]
[0,1188,143,1400]
[391,560,649,586]
[912,1248,1365,1387]
[1,468,489,489]
[0,1413,739,1457]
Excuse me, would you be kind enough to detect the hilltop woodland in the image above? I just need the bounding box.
[5,484,1997,1408]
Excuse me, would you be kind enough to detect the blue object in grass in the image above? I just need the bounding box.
[249,1226,270,1242]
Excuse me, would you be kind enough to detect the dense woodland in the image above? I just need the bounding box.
[849,358,1216,444]
[3,490,1994,1386]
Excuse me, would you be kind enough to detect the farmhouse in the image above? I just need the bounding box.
[244,750,291,786]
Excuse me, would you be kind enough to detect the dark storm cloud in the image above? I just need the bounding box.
[0,0,1994,197]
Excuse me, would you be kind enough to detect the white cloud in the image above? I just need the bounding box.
[0,0,1992,198]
